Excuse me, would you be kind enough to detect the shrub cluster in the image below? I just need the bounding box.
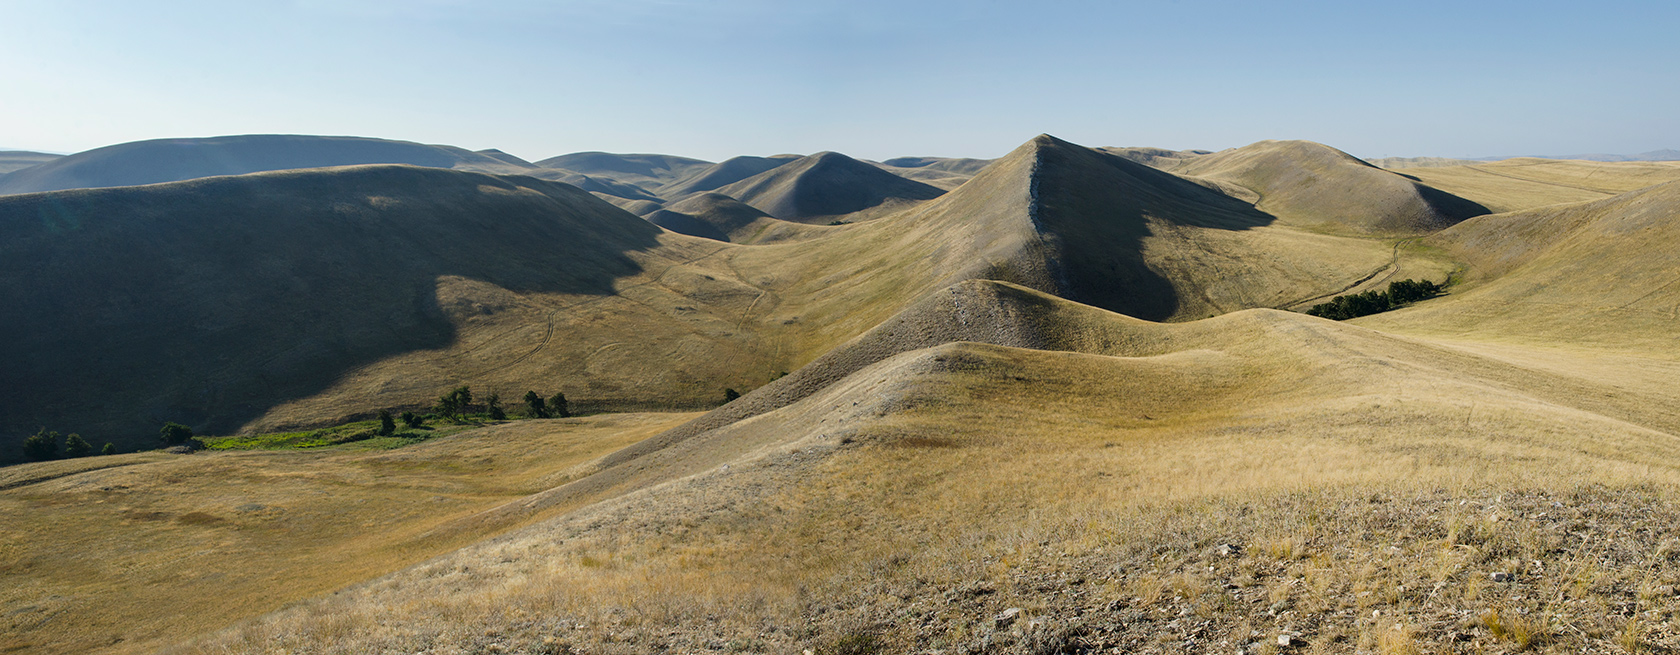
[1306,278,1442,321]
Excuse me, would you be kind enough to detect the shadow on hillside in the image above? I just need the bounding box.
[1035,144,1277,321]
[0,166,660,460]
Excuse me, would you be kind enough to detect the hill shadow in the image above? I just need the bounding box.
[1029,136,1277,321]
[0,166,661,457]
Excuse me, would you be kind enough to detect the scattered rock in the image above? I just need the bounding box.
[1215,544,1243,556]
[1277,634,1293,647]
[994,607,1022,629]
[1489,571,1512,582]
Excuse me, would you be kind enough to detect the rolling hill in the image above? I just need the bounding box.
[10,129,1680,655]
[656,155,800,197]
[1386,157,1680,213]
[1357,179,1680,352]
[0,165,677,456]
[0,135,538,195]
[711,151,947,220]
[1170,140,1491,234]
[0,150,61,174]
[533,151,712,188]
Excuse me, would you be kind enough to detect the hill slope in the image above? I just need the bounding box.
[1391,158,1680,213]
[712,151,947,220]
[1172,140,1490,234]
[0,165,671,456]
[0,150,61,174]
[534,151,712,187]
[657,155,799,197]
[0,135,535,195]
[1357,180,1680,352]
[157,284,1680,655]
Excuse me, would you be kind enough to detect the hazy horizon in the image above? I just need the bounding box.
[2,0,1675,162]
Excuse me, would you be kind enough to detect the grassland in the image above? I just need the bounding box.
[8,133,1680,654]
[0,413,699,654]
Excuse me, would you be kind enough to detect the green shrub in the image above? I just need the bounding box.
[724,388,741,403]
[400,411,424,429]
[524,390,549,418]
[486,392,506,420]
[64,433,92,458]
[159,422,194,446]
[377,409,396,436]
[1306,278,1441,320]
[101,443,117,456]
[549,392,570,418]
[22,428,58,461]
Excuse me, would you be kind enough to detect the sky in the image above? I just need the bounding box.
[0,0,1675,162]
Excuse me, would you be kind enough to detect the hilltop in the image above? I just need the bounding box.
[0,150,61,174]
[711,150,947,220]
[1171,140,1490,234]
[0,135,537,195]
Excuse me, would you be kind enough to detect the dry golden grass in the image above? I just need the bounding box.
[0,413,696,654]
[1393,158,1680,213]
[157,296,1680,654]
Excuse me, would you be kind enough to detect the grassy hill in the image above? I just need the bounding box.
[712,151,948,220]
[0,135,536,195]
[15,131,1680,654]
[0,165,678,457]
[0,150,61,174]
[1171,140,1491,234]
[1357,179,1680,353]
[657,155,800,198]
[1391,158,1680,213]
[533,151,712,188]
[143,283,1680,655]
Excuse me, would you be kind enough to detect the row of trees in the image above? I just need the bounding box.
[19,420,197,462]
[22,429,114,461]
[1305,278,1443,321]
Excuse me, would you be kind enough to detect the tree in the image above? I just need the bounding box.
[159,422,194,447]
[64,433,92,458]
[435,386,473,419]
[101,443,117,456]
[549,392,570,418]
[401,411,424,429]
[724,388,741,403]
[486,392,506,421]
[524,390,548,418]
[434,392,459,418]
[22,428,58,461]
[377,409,396,436]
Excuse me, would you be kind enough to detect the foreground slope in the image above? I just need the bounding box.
[1172,140,1490,234]
[0,413,697,655]
[160,283,1680,655]
[0,135,536,195]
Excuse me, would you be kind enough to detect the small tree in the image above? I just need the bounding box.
[101,443,117,456]
[486,392,506,421]
[401,411,424,429]
[549,392,570,418]
[22,428,58,461]
[452,386,472,413]
[524,390,548,418]
[64,433,92,458]
[377,409,396,436]
[434,392,459,419]
[159,422,194,447]
[724,388,741,403]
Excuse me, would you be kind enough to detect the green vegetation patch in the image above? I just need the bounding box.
[1306,278,1442,321]
[202,419,447,451]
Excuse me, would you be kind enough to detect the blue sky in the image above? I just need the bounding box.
[1,0,1675,161]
